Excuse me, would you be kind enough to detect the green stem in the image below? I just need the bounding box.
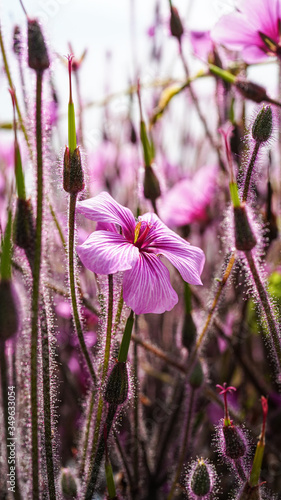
[68,192,97,384]
[85,405,117,500]
[166,387,195,500]
[30,70,44,500]
[87,275,114,483]
[245,251,281,370]
[118,310,135,362]
[242,142,260,202]
[41,299,57,499]
[113,288,124,334]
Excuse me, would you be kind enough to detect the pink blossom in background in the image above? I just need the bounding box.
[211,0,281,63]
[190,30,214,60]
[76,192,205,314]
[159,164,218,228]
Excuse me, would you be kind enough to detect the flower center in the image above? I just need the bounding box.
[133,220,151,248]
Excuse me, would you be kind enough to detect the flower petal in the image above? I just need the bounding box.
[211,12,262,50]
[139,213,205,285]
[76,230,139,275]
[76,192,136,240]
[123,253,178,314]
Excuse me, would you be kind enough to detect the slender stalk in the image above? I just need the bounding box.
[68,192,97,384]
[41,298,57,499]
[87,275,114,483]
[178,40,225,171]
[187,250,237,373]
[85,404,117,500]
[242,142,260,202]
[0,24,32,157]
[30,70,44,500]
[133,320,139,490]
[132,333,186,373]
[244,251,281,369]
[166,387,195,500]
[113,288,124,334]
[79,390,96,477]
[113,429,134,496]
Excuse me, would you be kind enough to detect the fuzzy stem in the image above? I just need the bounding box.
[113,288,124,334]
[242,142,260,202]
[187,250,236,373]
[133,321,139,490]
[85,404,117,500]
[79,390,96,477]
[30,70,44,500]
[235,458,247,482]
[166,387,195,500]
[244,251,281,370]
[87,275,114,483]
[0,24,32,157]
[68,192,97,384]
[113,429,134,494]
[41,299,57,499]
[0,342,21,500]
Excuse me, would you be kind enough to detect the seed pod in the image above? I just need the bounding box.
[169,5,184,42]
[104,362,129,406]
[143,164,161,203]
[60,468,77,499]
[28,19,50,71]
[252,106,272,144]
[223,423,247,459]
[0,281,19,341]
[233,204,256,251]
[63,146,84,194]
[190,459,211,497]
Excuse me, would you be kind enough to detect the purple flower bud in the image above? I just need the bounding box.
[233,204,257,251]
[0,281,19,341]
[223,423,247,460]
[28,19,50,71]
[143,164,161,203]
[13,198,35,266]
[169,5,184,42]
[63,146,84,195]
[104,361,129,406]
[235,80,267,104]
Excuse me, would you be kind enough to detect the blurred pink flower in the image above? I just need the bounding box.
[190,30,214,60]
[159,164,218,228]
[211,0,281,63]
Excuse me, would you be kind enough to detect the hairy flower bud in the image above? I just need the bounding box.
[0,281,19,341]
[223,423,247,460]
[104,362,129,406]
[143,164,161,203]
[60,468,78,499]
[252,106,273,144]
[170,5,184,41]
[13,198,36,266]
[28,19,50,71]
[233,204,256,251]
[63,146,84,194]
[187,458,217,499]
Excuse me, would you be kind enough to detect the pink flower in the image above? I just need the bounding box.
[76,192,205,314]
[159,165,218,228]
[211,0,281,63]
[190,30,214,60]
